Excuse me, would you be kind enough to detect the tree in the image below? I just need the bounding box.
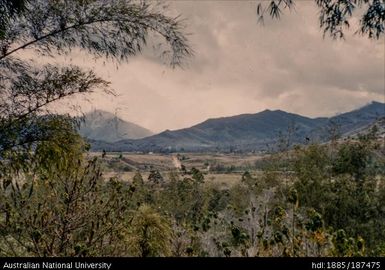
[0,0,27,38]
[256,0,385,39]
[133,171,144,187]
[148,170,164,184]
[191,167,205,183]
[127,205,172,257]
[0,0,191,160]
[0,132,136,256]
[293,144,330,208]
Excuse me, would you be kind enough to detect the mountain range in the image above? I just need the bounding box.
[85,101,385,153]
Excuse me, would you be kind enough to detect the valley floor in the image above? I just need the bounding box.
[93,151,266,186]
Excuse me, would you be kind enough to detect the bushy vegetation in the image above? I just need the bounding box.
[1,126,384,257]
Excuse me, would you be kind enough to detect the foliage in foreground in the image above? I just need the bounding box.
[0,127,384,257]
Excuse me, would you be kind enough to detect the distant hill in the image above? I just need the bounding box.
[330,101,385,137]
[344,116,385,140]
[79,110,153,143]
[90,101,385,152]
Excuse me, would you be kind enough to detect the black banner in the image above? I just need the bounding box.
[1,257,385,270]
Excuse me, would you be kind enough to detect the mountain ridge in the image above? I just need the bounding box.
[89,101,385,152]
[79,110,153,143]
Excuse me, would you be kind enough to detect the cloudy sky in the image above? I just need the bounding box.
[58,1,384,133]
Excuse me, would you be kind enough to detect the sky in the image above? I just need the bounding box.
[51,1,385,133]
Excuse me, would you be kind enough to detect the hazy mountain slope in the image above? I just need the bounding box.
[330,101,385,136]
[92,110,327,152]
[89,101,385,152]
[344,117,385,139]
[79,110,153,143]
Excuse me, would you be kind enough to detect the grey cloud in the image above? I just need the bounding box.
[41,1,384,132]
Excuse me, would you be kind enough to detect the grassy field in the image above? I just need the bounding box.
[92,152,265,187]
